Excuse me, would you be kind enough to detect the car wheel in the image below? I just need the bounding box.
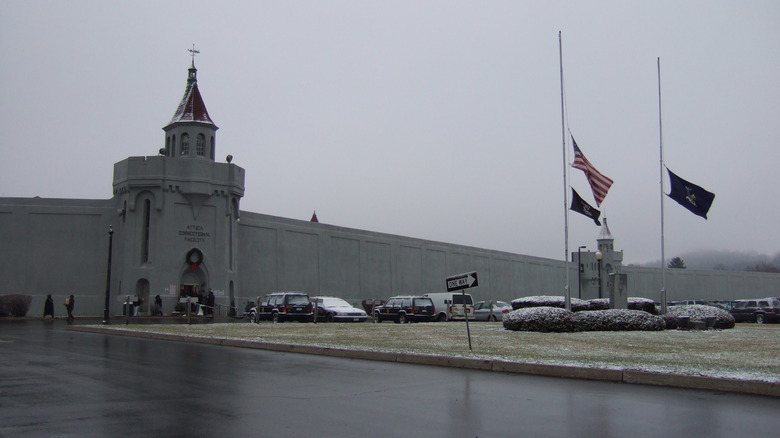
[326,313,334,323]
[398,313,407,324]
[436,313,447,322]
[488,314,497,322]
[374,313,381,323]
[756,314,766,324]
[272,312,281,323]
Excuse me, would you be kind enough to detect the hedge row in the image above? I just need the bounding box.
[503,296,734,332]
[0,295,32,317]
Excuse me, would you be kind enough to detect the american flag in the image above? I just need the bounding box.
[571,136,613,206]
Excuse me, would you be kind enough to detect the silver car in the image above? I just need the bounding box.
[312,296,368,322]
[474,301,511,321]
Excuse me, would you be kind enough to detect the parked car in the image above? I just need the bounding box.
[312,296,368,322]
[423,292,476,321]
[667,300,709,306]
[473,300,511,321]
[373,296,435,323]
[729,297,780,324]
[252,292,313,323]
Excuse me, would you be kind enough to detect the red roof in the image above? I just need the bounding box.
[168,66,216,127]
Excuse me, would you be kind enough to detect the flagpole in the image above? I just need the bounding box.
[657,57,667,314]
[560,31,571,311]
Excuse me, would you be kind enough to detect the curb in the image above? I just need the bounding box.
[66,325,779,398]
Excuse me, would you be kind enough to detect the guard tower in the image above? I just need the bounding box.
[110,52,245,314]
[573,218,624,303]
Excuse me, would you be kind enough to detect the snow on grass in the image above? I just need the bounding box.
[97,321,780,382]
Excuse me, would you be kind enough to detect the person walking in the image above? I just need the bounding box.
[154,294,163,316]
[43,294,55,320]
[64,294,75,323]
[206,289,215,317]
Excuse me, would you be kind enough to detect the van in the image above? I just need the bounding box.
[424,292,475,322]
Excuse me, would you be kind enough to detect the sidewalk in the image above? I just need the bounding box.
[67,323,780,398]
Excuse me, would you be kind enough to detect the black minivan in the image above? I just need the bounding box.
[373,296,435,323]
[729,297,780,324]
[252,292,314,323]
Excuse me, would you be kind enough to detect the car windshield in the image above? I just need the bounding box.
[322,298,350,308]
[286,295,309,305]
[452,295,473,305]
[414,298,433,308]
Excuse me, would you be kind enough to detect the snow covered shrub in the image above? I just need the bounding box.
[570,309,665,331]
[0,294,32,317]
[585,298,610,311]
[664,304,735,329]
[503,306,575,332]
[582,297,657,313]
[511,296,589,312]
[628,298,658,314]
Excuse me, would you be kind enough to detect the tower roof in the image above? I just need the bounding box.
[598,217,613,241]
[166,63,217,128]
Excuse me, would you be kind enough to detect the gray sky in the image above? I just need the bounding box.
[1,1,778,265]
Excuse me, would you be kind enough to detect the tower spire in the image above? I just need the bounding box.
[188,43,200,68]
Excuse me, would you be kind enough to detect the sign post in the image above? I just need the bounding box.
[446,271,479,351]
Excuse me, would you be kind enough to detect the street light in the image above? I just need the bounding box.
[102,225,114,324]
[577,246,586,299]
[595,250,603,299]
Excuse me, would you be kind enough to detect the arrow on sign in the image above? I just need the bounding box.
[446,271,479,292]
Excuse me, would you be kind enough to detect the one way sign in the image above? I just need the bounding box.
[446,271,479,292]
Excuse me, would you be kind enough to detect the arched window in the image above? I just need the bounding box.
[196,134,205,156]
[141,199,151,264]
[210,136,215,160]
[171,135,176,156]
[181,133,190,155]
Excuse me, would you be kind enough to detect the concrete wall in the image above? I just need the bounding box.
[0,197,116,316]
[2,197,779,316]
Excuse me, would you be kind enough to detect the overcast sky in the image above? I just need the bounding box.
[1,1,778,265]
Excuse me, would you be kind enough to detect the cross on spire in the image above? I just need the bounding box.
[188,43,200,66]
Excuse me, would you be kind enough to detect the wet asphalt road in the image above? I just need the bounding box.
[2,320,779,438]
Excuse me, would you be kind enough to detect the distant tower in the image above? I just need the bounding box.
[111,51,245,314]
[573,217,624,300]
[596,218,623,278]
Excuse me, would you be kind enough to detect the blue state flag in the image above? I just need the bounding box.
[667,168,715,219]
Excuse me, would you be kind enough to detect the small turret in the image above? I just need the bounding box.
[162,46,218,160]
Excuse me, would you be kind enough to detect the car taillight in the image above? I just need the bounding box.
[409,308,415,314]
[282,306,287,313]
[502,309,509,313]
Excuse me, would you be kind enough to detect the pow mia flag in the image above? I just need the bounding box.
[570,188,601,226]
[667,168,715,219]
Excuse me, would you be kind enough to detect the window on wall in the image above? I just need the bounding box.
[141,199,151,264]
[210,136,215,160]
[196,134,205,156]
[181,133,190,155]
[171,135,176,156]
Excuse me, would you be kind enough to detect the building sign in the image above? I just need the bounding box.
[178,224,211,243]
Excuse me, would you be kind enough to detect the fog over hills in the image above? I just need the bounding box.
[641,250,780,272]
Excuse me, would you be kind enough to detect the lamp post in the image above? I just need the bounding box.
[595,250,603,299]
[577,246,586,299]
[102,225,114,324]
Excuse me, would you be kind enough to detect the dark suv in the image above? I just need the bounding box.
[729,297,780,324]
[252,292,313,323]
[373,296,435,323]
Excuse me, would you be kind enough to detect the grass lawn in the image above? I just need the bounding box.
[100,321,780,382]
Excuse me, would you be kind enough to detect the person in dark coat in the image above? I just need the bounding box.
[43,294,55,320]
[64,294,75,323]
[154,294,163,316]
[206,289,215,316]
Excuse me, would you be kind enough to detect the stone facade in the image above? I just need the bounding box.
[1,61,778,316]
